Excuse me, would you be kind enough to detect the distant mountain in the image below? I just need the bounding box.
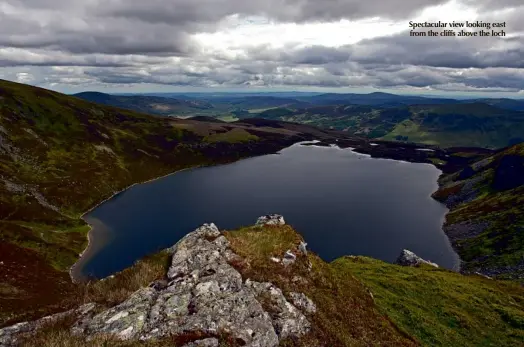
[138,91,324,99]
[73,92,312,120]
[208,96,311,118]
[72,91,524,148]
[470,98,524,111]
[258,102,524,148]
[73,92,214,116]
[296,92,460,107]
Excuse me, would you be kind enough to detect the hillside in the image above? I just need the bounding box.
[259,103,524,148]
[296,92,459,107]
[1,218,523,346]
[2,80,523,346]
[0,79,331,326]
[74,93,310,121]
[73,92,524,148]
[73,92,215,117]
[433,143,524,279]
[473,98,524,111]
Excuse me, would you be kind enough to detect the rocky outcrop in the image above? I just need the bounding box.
[256,214,286,226]
[289,293,317,314]
[1,218,314,347]
[395,250,439,268]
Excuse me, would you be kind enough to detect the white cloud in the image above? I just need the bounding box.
[0,0,522,95]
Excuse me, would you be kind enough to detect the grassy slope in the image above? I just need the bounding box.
[7,222,524,345]
[432,143,524,279]
[226,226,524,347]
[381,104,524,148]
[341,256,524,347]
[225,225,416,347]
[0,79,308,325]
[29,224,523,346]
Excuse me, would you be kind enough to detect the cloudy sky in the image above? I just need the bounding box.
[0,0,523,97]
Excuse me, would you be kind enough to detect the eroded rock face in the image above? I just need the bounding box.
[256,214,286,226]
[71,219,312,347]
[395,249,439,268]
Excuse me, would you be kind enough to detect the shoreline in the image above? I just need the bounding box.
[70,141,464,282]
[69,165,204,283]
[68,140,304,282]
[309,142,463,271]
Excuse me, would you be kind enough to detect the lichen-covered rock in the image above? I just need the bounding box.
[1,220,312,347]
[71,221,310,347]
[282,250,297,267]
[73,288,157,340]
[395,249,439,268]
[245,280,311,340]
[256,214,286,226]
[289,293,316,314]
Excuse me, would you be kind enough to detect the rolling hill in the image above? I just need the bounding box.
[259,103,524,148]
[73,92,524,149]
[73,92,215,117]
[295,92,460,107]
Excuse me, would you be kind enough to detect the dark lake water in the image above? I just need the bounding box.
[73,142,460,280]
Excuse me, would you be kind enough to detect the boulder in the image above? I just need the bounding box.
[1,222,313,347]
[395,249,439,268]
[256,214,286,226]
[73,223,311,347]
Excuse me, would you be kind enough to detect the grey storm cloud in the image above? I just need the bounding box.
[96,0,449,24]
[0,0,523,92]
[1,0,448,55]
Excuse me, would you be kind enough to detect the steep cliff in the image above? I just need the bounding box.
[433,143,524,279]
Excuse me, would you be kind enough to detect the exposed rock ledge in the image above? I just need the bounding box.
[0,216,314,347]
[395,249,439,268]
